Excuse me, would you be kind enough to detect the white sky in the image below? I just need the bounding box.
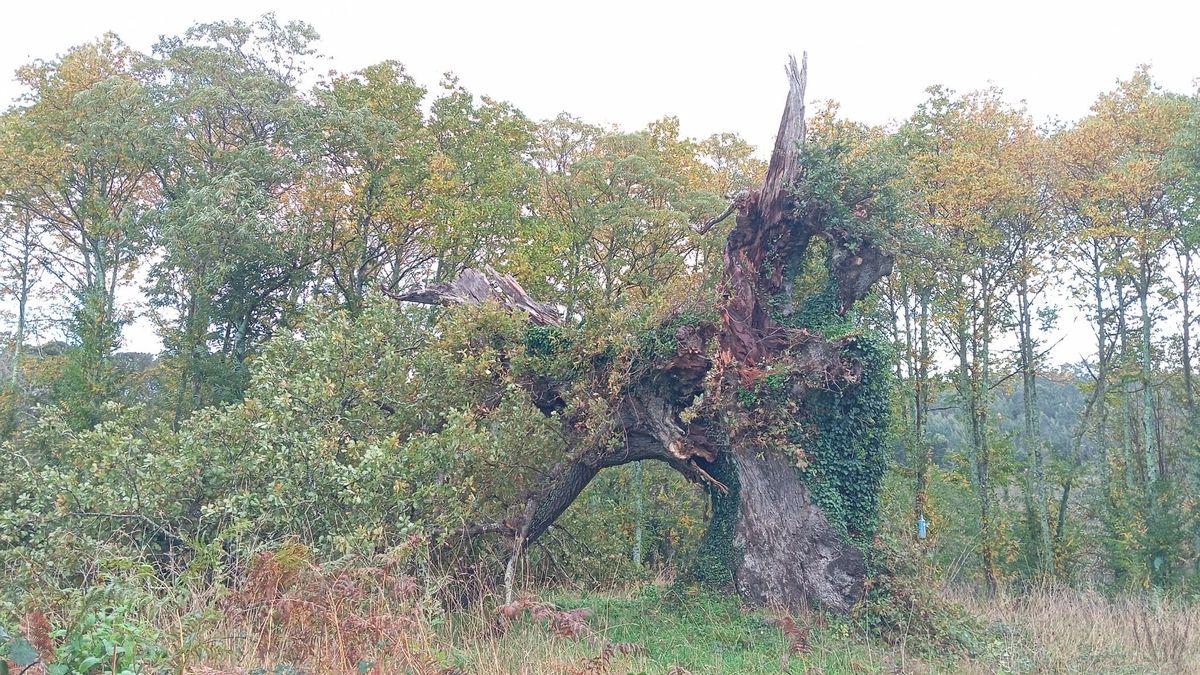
[2,0,1198,360]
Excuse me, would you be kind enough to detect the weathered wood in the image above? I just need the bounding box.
[389,266,562,326]
[758,53,807,226]
[732,442,866,609]
[708,52,890,612]
[718,54,810,365]
[692,190,750,235]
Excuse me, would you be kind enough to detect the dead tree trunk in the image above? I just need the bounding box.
[393,55,893,612]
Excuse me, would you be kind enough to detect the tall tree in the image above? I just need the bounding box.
[0,201,44,387]
[306,61,432,313]
[1054,69,1193,586]
[528,115,756,318]
[1167,92,1200,426]
[424,77,536,282]
[1007,116,1058,578]
[147,15,320,419]
[0,34,157,426]
[1076,71,1188,494]
[900,86,1037,591]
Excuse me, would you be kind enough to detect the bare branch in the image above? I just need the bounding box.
[692,190,750,235]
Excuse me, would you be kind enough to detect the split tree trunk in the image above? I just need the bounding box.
[395,55,892,612]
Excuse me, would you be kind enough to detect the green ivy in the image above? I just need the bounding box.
[684,449,743,588]
[797,334,893,537]
[524,324,571,356]
[635,307,718,359]
[759,179,894,539]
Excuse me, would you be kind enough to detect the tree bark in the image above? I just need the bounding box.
[730,440,867,609]
[1178,250,1195,415]
[914,286,932,532]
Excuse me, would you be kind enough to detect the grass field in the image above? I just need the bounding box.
[164,576,1198,674]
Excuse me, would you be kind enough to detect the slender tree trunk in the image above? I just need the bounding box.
[10,285,26,385]
[1092,252,1110,481]
[632,461,645,566]
[904,282,919,452]
[1138,261,1157,488]
[173,296,198,429]
[8,221,32,386]
[978,283,997,595]
[958,285,996,595]
[914,286,932,530]
[1018,273,1054,577]
[1180,253,1195,415]
[1060,249,1111,545]
[1118,280,1136,492]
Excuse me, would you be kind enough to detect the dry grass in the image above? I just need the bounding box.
[150,575,1200,674]
[11,545,1198,674]
[156,545,652,674]
[947,585,1200,674]
[177,601,653,675]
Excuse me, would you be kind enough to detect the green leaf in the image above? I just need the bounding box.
[9,637,39,666]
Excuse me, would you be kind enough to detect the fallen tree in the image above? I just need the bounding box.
[395,55,895,612]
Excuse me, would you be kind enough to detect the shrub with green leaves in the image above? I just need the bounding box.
[0,298,707,619]
[1,301,562,602]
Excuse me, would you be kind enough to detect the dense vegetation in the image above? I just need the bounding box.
[0,14,1198,674]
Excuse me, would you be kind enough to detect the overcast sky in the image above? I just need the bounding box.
[2,0,1198,358]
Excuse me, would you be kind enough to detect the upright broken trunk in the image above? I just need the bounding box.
[692,54,892,611]
[394,55,893,613]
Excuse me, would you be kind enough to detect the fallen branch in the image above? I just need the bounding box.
[387,265,562,326]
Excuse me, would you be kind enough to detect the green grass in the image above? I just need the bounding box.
[12,565,1192,674]
[556,585,789,673]
[551,585,900,674]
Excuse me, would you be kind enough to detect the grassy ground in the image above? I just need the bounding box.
[6,559,1198,673]
[312,582,946,674]
[448,585,863,674]
[459,585,1198,674]
[170,582,1197,674]
[948,586,1199,674]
